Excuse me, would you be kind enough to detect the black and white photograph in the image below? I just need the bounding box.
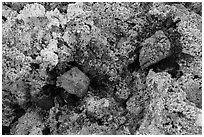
[1,1,202,135]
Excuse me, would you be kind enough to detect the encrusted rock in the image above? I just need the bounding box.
[177,74,202,108]
[85,97,121,120]
[126,94,144,115]
[139,30,171,69]
[57,67,90,98]
[40,48,58,66]
[11,111,44,135]
[86,97,110,118]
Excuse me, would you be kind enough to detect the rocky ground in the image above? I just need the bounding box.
[2,2,202,135]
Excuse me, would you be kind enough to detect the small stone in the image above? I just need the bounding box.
[40,48,58,66]
[195,109,202,127]
[126,94,144,115]
[86,97,111,118]
[139,30,171,69]
[57,67,90,98]
[13,111,44,135]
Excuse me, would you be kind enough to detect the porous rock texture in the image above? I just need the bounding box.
[139,30,171,69]
[2,2,202,135]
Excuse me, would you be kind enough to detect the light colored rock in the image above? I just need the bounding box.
[195,109,202,127]
[57,67,90,98]
[139,30,171,69]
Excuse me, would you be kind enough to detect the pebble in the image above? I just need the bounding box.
[57,67,90,98]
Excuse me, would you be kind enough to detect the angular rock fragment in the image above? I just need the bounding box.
[139,30,171,69]
[57,67,90,98]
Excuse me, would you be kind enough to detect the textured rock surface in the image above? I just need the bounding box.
[11,111,44,135]
[137,70,202,135]
[57,67,90,98]
[139,30,171,69]
[86,97,110,118]
[2,2,202,135]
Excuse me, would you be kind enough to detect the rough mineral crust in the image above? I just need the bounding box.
[86,97,110,118]
[11,111,44,135]
[136,70,202,135]
[2,2,202,135]
[139,30,171,69]
[57,67,90,98]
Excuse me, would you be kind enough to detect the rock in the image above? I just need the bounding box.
[10,79,29,106]
[40,48,58,66]
[12,111,44,135]
[195,109,202,127]
[85,97,120,120]
[139,30,171,69]
[126,94,144,115]
[29,126,43,135]
[57,67,90,98]
[179,74,202,108]
[86,97,110,118]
